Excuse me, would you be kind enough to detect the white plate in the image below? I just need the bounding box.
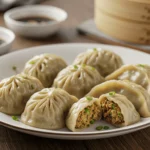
[0,43,150,140]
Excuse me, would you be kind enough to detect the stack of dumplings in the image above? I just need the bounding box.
[0,48,150,133]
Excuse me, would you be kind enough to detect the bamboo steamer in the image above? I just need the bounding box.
[130,0,150,3]
[95,0,150,23]
[95,8,150,44]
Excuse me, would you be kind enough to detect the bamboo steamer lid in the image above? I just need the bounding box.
[95,0,150,23]
[95,8,150,44]
[129,0,150,3]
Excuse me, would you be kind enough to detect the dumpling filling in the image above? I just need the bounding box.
[101,98,124,125]
[75,103,101,129]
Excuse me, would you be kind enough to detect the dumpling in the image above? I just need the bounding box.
[66,96,102,132]
[23,54,67,87]
[0,74,43,115]
[106,64,150,94]
[53,65,104,98]
[21,88,78,130]
[73,48,123,77]
[136,64,150,79]
[87,80,150,117]
[99,93,140,127]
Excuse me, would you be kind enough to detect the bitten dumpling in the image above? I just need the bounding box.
[106,64,150,94]
[99,93,140,127]
[0,74,43,115]
[87,80,150,117]
[21,88,78,130]
[53,65,104,98]
[73,48,123,77]
[23,54,67,87]
[66,96,102,132]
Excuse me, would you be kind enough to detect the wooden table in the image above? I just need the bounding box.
[0,0,150,150]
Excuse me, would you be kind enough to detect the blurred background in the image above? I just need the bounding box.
[1,0,150,53]
[0,0,94,51]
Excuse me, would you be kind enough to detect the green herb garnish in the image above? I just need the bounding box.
[138,64,145,67]
[86,96,93,101]
[91,67,96,71]
[90,120,95,124]
[84,108,90,114]
[96,126,103,130]
[109,91,116,96]
[103,126,109,130]
[31,85,34,90]
[82,64,86,67]
[12,66,17,71]
[12,116,18,121]
[118,112,122,117]
[29,60,36,64]
[93,48,97,51]
[74,65,78,69]
[112,104,115,109]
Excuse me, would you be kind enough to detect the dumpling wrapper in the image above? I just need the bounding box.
[21,88,78,130]
[23,53,67,87]
[87,80,150,117]
[0,74,43,115]
[73,48,123,77]
[66,96,102,132]
[106,64,150,94]
[53,65,104,98]
[99,93,140,127]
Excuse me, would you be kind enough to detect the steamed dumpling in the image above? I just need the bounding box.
[53,65,104,98]
[21,88,78,130]
[73,48,123,77]
[0,74,43,115]
[23,54,67,87]
[106,64,150,94]
[66,96,102,132]
[99,93,140,127]
[87,80,150,117]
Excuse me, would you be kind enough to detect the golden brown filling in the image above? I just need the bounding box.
[75,103,101,129]
[101,98,124,125]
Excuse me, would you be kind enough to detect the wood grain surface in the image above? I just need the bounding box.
[0,0,150,150]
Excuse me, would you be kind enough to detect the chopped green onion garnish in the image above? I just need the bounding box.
[93,48,97,51]
[96,126,103,130]
[112,104,115,109]
[91,67,96,71]
[84,108,90,114]
[86,96,93,101]
[82,64,86,67]
[29,60,36,64]
[31,85,34,89]
[12,116,18,121]
[103,126,109,130]
[118,112,122,117]
[138,64,145,67]
[90,120,95,124]
[74,65,78,69]
[12,66,17,71]
[109,91,116,96]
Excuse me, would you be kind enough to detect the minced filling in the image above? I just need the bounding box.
[75,103,101,129]
[101,98,124,125]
